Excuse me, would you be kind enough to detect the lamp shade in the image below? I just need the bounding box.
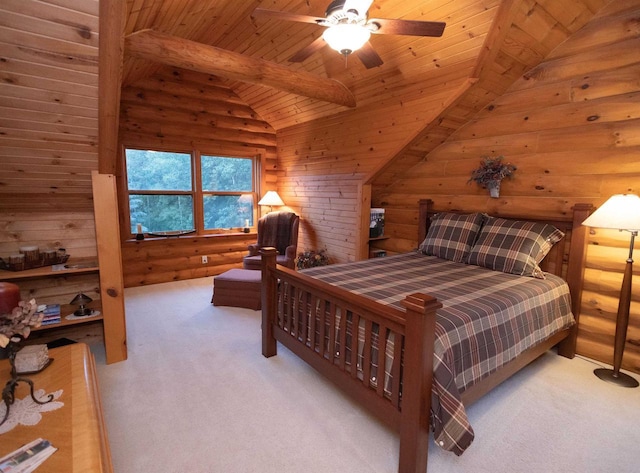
[582,194,640,231]
[70,293,92,306]
[323,24,371,55]
[258,191,285,207]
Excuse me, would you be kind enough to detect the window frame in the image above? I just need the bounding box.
[121,146,259,238]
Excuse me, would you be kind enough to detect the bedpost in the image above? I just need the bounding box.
[558,203,593,358]
[398,293,442,473]
[418,199,434,245]
[261,247,278,358]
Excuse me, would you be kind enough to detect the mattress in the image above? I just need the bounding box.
[298,251,574,454]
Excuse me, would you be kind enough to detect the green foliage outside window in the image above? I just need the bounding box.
[125,149,255,234]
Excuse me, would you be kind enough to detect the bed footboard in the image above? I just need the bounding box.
[260,248,441,473]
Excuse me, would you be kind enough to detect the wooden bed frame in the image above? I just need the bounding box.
[260,200,592,473]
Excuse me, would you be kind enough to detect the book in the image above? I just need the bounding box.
[42,305,61,316]
[0,438,57,472]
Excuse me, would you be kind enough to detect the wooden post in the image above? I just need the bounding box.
[98,0,126,175]
[91,171,127,363]
[418,199,434,246]
[357,183,372,260]
[558,203,593,358]
[261,247,278,357]
[398,293,442,473]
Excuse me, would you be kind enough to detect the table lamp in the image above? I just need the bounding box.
[70,292,93,317]
[582,193,640,387]
[258,191,285,213]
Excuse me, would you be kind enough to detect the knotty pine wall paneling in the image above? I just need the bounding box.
[0,0,100,199]
[0,0,101,310]
[0,211,100,305]
[277,78,472,264]
[118,67,278,286]
[374,0,640,373]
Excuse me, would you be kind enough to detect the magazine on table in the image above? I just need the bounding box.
[0,438,57,473]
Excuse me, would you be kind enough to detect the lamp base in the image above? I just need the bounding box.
[594,368,639,388]
[73,307,93,317]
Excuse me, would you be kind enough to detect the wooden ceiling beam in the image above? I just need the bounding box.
[124,29,356,109]
[98,0,126,175]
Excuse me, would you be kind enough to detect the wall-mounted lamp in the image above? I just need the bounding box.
[582,193,640,388]
[258,191,285,213]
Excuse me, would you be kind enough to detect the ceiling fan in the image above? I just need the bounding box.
[252,0,446,69]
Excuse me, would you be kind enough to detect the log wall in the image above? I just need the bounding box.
[374,1,640,373]
[118,67,278,286]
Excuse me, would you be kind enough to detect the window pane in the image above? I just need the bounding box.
[201,156,253,191]
[129,195,194,233]
[126,149,192,191]
[203,195,253,230]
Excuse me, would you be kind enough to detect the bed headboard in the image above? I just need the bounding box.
[417,199,592,344]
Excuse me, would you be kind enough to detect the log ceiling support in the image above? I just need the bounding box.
[124,30,356,108]
[99,0,127,175]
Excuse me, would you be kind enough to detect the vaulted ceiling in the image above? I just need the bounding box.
[116,0,609,181]
[0,0,609,201]
[122,0,504,130]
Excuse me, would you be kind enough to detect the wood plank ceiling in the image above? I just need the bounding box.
[0,0,99,206]
[121,0,505,130]
[0,0,609,200]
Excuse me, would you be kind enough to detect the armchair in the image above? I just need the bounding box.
[243,211,299,270]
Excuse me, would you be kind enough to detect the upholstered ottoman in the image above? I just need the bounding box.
[212,269,262,310]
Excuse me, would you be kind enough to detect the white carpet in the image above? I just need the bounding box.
[95,277,640,473]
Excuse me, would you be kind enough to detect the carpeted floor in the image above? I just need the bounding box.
[94,277,640,473]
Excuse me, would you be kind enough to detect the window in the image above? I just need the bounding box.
[124,149,256,235]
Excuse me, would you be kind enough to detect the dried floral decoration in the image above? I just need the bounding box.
[0,299,41,348]
[296,250,330,270]
[468,156,517,189]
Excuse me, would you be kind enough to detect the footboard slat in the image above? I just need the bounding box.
[391,334,403,408]
[318,297,327,358]
[337,307,347,369]
[292,284,299,338]
[328,302,337,361]
[362,318,373,386]
[349,312,360,379]
[284,282,292,335]
[376,323,388,398]
[300,290,309,343]
[309,293,318,350]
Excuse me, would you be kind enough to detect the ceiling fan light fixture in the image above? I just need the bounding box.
[323,23,370,55]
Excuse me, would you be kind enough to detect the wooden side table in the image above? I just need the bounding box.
[0,343,113,472]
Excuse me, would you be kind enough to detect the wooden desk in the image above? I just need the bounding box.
[0,343,113,472]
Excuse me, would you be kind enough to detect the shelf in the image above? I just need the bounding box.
[0,260,99,281]
[33,300,103,332]
[368,236,389,241]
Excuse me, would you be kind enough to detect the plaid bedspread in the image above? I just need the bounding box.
[301,252,574,455]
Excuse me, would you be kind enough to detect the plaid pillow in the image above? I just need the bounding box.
[419,212,486,263]
[466,218,565,278]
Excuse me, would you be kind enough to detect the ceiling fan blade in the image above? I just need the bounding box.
[343,0,374,16]
[252,8,324,25]
[289,35,327,63]
[368,18,446,37]
[356,42,383,69]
